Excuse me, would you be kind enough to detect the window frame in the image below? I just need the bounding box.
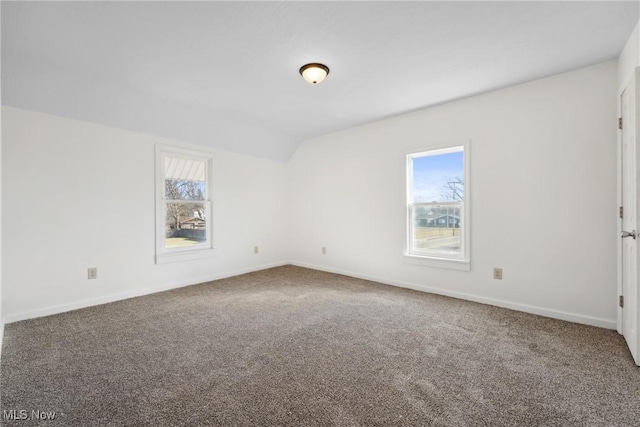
[405,143,471,270]
[155,145,216,264]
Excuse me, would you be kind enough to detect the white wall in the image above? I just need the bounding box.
[288,60,618,328]
[2,107,289,322]
[618,20,639,90]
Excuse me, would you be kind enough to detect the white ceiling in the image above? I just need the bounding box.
[2,1,638,161]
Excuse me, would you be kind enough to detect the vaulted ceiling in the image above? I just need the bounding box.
[2,2,638,161]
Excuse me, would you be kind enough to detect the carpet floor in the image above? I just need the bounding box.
[1,265,639,426]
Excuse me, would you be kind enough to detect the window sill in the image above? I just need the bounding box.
[403,253,470,271]
[155,248,217,264]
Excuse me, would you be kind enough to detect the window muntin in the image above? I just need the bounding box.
[156,146,214,262]
[407,146,466,261]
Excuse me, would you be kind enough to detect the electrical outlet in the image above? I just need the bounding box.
[88,267,98,280]
[322,246,326,255]
[493,268,503,280]
[254,246,259,254]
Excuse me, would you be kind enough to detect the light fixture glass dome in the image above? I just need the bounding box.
[300,63,330,85]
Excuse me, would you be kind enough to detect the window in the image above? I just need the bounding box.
[406,145,469,266]
[155,145,215,263]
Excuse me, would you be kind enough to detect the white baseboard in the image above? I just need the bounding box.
[5,260,617,330]
[0,321,4,362]
[4,261,289,324]
[290,261,617,330]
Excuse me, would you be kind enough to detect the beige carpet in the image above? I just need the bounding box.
[1,265,639,426]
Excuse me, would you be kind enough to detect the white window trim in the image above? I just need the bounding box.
[404,142,471,271]
[155,144,217,264]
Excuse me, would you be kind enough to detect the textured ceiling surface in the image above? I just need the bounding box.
[2,2,639,161]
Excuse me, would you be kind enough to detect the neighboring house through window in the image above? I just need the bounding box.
[155,145,215,263]
[406,144,470,269]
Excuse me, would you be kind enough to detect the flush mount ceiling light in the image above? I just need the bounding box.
[299,63,330,85]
